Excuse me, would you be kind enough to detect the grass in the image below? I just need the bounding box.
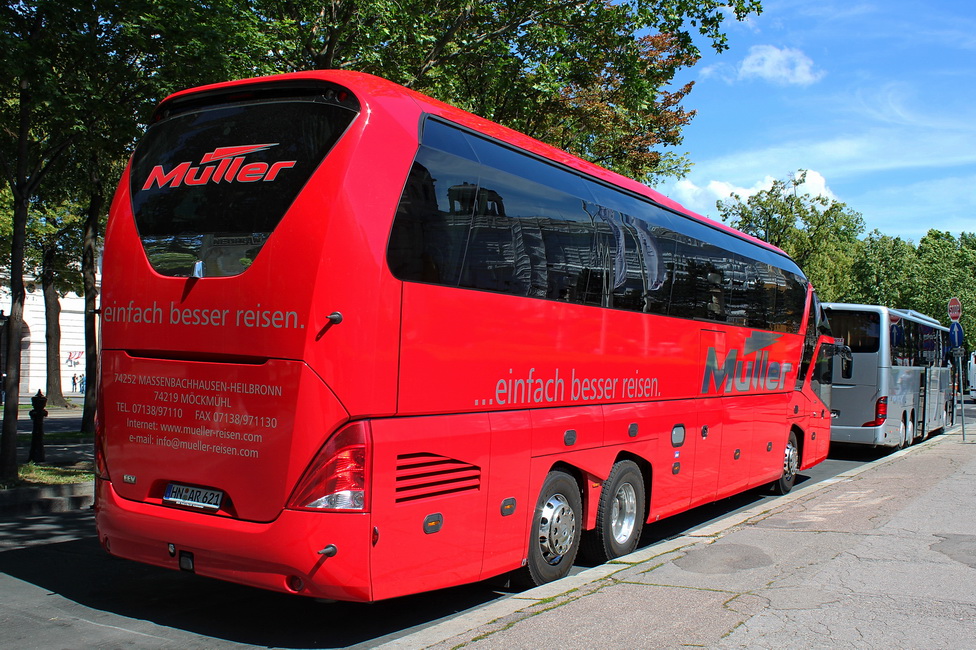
[0,460,95,490]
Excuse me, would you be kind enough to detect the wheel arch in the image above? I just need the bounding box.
[791,423,805,467]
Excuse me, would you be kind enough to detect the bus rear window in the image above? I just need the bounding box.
[825,309,880,353]
[130,97,358,277]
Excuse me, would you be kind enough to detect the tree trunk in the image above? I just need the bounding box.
[80,163,104,435]
[42,246,68,408]
[1,198,29,482]
[0,78,34,482]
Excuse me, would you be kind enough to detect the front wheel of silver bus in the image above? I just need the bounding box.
[770,431,799,495]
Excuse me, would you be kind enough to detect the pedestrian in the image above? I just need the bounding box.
[72,374,78,392]
[79,374,86,393]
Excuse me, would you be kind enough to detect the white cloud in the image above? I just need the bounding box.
[667,170,836,218]
[738,45,826,86]
[668,176,775,217]
[792,170,837,199]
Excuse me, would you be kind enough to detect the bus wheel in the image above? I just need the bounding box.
[897,417,908,450]
[770,432,799,495]
[518,470,582,587]
[583,460,645,563]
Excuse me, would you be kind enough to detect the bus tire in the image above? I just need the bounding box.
[770,431,799,495]
[517,470,582,587]
[582,460,645,563]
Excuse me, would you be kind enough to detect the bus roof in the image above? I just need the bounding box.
[153,69,799,270]
[823,302,947,331]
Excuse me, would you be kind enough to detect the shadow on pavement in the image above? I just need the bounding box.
[0,512,506,649]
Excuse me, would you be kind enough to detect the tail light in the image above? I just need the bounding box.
[94,410,110,481]
[288,421,370,511]
[862,396,888,427]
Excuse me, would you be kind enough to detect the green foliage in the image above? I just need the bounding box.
[715,171,865,301]
[841,229,976,340]
[255,0,762,182]
[844,230,918,307]
[0,186,11,264]
[28,197,85,296]
[907,231,976,340]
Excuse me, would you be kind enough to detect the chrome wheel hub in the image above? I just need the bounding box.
[783,440,799,479]
[610,483,638,545]
[538,493,576,564]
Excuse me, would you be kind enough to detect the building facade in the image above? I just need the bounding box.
[1,287,90,400]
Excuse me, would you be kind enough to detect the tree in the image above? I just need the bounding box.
[715,171,865,301]
[256,0,762,182]
[0,1,82,481]
[843,230,918,308]
[0,0,273,478]
[910,230,976,341]
[64,1,273,434]
[28,198,84,409]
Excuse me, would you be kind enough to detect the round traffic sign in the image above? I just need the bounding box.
[948,297,962,321]
[949,321,964,348]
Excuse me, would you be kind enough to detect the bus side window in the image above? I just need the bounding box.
[387,162,443,283]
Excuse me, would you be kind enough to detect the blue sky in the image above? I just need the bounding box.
[661,0,976,242]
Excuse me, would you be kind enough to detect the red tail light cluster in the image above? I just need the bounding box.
[862,396,888,427]
[288,421,370,511]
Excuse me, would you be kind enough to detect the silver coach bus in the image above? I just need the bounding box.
[824,303,952,448]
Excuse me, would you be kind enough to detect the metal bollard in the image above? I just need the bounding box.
[28,390,48,463]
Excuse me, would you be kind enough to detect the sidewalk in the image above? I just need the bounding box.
[380,428,976,649]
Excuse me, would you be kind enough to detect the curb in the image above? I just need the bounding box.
[0,482,95,517]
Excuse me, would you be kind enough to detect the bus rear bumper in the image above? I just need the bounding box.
[830,423,898,447]
[95,478,374,602]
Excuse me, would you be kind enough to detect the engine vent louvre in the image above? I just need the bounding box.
[395,452,481,503]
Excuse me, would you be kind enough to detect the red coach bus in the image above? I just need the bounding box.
[96,70,836,602]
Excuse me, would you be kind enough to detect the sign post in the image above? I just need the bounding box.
[948,298,965,441]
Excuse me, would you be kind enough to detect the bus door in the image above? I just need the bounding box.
[917,367,928,436]
[806,337,839,463]
[691,399,721,508]
[695,329,729,503]
[645,403,698,520]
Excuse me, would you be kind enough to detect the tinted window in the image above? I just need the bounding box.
[130,96,358,277]
[388,118,807,332]
[388,138,675,311]
[824,310,881,354]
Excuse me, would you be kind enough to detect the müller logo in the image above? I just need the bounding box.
[701,331,794,395]
[141,143,297,190]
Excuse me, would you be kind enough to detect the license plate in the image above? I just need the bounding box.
[163,483,223,510]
